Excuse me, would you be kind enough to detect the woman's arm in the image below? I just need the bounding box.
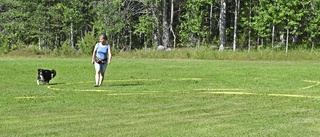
[107,45,112,65]
[92,44,98,64]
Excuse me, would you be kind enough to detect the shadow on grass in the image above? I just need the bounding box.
[109,82,143,87]
[48,83,66,85]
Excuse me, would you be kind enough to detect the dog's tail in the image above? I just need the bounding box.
[51,69,56,78]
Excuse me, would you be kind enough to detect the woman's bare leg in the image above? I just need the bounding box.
[99,72,104,86]
[95,70,100,86]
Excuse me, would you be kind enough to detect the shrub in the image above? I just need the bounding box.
[31,46,44,55]
[60,39,77,56]
[0,40,10,54]
[77,31,97,55]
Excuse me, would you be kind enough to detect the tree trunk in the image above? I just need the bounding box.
[248,0,252,52]
[162,0,169,48]
[55,34,59,48]
[169,0,176,49]
[311,0,315,50]
[219,0,226,51]
[156,17,161,47]
[129,27,132,51]
[144,34,147,49]
[292,27,298,43]
[312,41,314,50]
[80,30,83,41]
[38,36,41,50]
[210,4,213,38]
[286,27,289,54]
[70,22,74,48]
[150,3,159,47]
[123,1,128,50]
[271,25,275,50]
[233,0,240,52]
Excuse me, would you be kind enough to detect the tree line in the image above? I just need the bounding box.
[1,0,320,54]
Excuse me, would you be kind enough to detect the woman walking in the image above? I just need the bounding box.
[91,34,112,87]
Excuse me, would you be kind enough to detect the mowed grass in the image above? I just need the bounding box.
[1,57,320,136]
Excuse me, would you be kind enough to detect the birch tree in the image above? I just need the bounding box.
[219,0,226,51]
[169,0,176,48]
[232,0,240,51]
[162,0,170,48]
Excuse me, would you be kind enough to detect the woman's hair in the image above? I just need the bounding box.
[100,34,108,41]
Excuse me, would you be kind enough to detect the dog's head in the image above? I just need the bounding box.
[38,68,56,79]
[51,69,56,78]
[37,69,44,80]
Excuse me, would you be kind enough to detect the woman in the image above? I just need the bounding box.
[91,34,112,87]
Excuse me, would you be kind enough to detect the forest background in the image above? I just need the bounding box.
[1,0,320,56]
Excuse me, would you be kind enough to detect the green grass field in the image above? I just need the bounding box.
[1,57,320,136]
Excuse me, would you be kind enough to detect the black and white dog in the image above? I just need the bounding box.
[37,69,56,85]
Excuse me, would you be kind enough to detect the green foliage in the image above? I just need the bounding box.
[2,0,320,53]
[134,15,156,37]
[60,39,77,56]
[93,0,124,40]
[77,31,96,55]
[306,0,320,43]
[252,0,309,40]
[179,0,211,46]
[0,39,10,54]
[252,0,273,38]
[134,15,157,48]
[0,0,93,51]
[31,47,46,55]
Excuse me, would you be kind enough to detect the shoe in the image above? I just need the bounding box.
[94,84,99,87]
